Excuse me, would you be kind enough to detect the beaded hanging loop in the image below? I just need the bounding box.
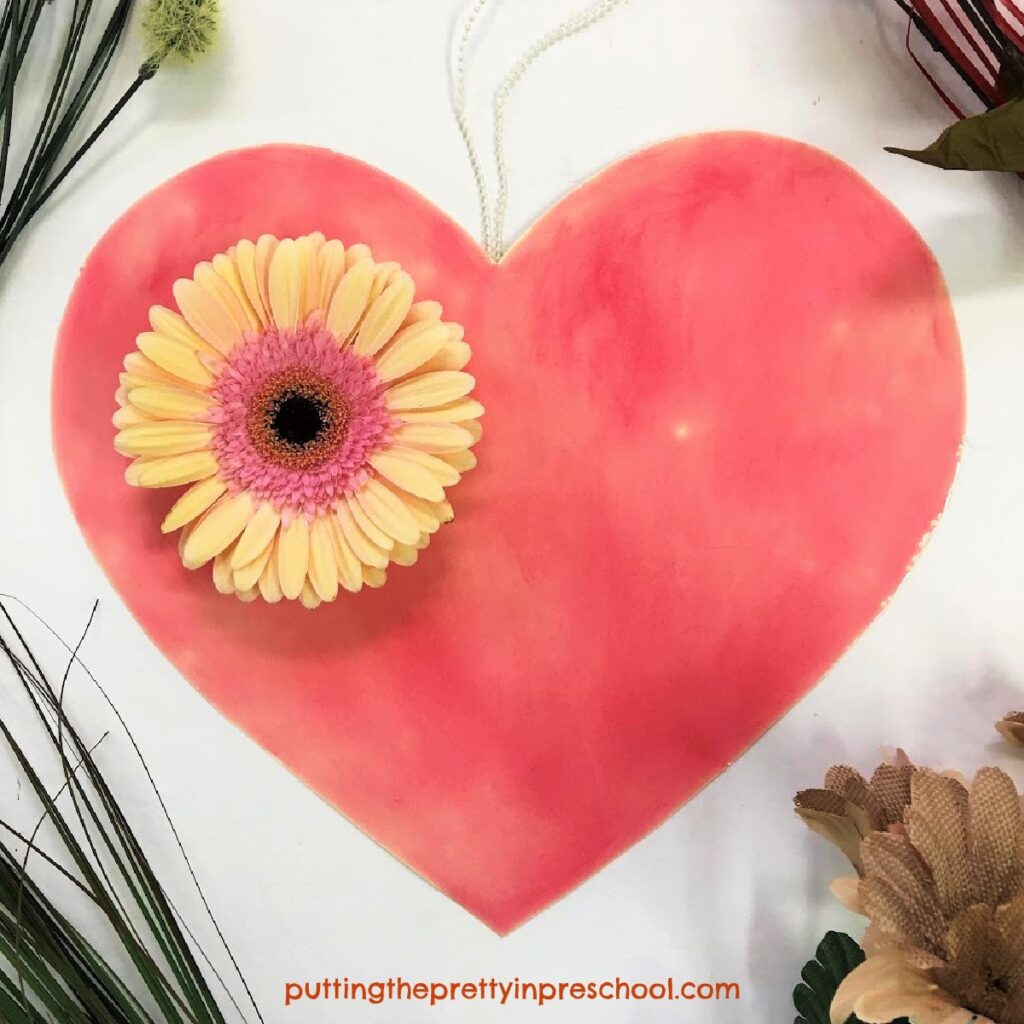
[452,0,629,262]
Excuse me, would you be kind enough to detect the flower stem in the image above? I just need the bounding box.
[7,0,97,215]
[0,0,137,275]
[21,69,149,227]
[0,72,149,270]
[0,0,22,199]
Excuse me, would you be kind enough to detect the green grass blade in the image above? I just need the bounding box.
[0,601,261,1022]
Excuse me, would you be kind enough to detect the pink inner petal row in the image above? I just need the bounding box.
[210,324,394,516]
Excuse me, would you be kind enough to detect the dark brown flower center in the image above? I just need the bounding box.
[246,368,351,470]
[272,391,328,447]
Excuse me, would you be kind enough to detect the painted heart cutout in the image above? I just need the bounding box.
[53,134,964,933]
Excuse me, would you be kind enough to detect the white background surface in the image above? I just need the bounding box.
[3,0,1024,1021]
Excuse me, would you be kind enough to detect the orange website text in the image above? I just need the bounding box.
[284,977,741,1008]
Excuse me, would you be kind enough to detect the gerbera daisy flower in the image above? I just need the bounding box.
[113,233,483,608]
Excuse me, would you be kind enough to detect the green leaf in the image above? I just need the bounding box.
[793,931,909,1024]
[887,98,1024,171]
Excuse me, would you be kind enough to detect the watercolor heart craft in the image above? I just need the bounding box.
[53,135,964,934]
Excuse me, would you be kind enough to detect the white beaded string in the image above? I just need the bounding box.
[453,0,629,262]
[453,0,495,257]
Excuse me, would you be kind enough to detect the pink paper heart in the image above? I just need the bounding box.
[53,134,963,933]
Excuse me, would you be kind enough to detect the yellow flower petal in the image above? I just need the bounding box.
[233,539,274,592]
[459,419,483,444]
[345,242,372,267]
[296,234,321,322]
[137,332,215,388]
[385,371,475,412]
[308,515,339,602]
[128,384,214,420]
[236,586,259,603]
[299,579,322,609]
[178,521,195,562]
[317,239,347,311]
[374,321,449,384]
[234,239,270,326]
[173,276,244,355]
[161,477,227,533]
[277,515,310,599]
[353,273,415,357]
[355,478,420,545]
[231,503,281,568]
[182,492,254,569]
[419,339,472,373]
[335,503,389,569]
[119,372,149,392]
[370,452,445,502]
[346,495,395,551]
[268,238,301,330]
[124,458,150,485]
[123,351,180,385]
[391,422,474,453]
[148,305,221,358]
[197,260,257,337]
[112,406,151,429]
[256,235,280,319]
[114,422,213,458]
[389,542,419,567]
[362,565,387,588]
[325,258,375,341]
[388,446,460,487]
[258,542,284,603]
[212,252,261,330]
[440,449,478,473]
[362,262,398,306]
[396,398,484,423]
[387,490,441,535]
[135,450,219,488]
[401,300,443,328]
[212,546,237,594]
[181,499,250,572]
[326,517,362,593]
